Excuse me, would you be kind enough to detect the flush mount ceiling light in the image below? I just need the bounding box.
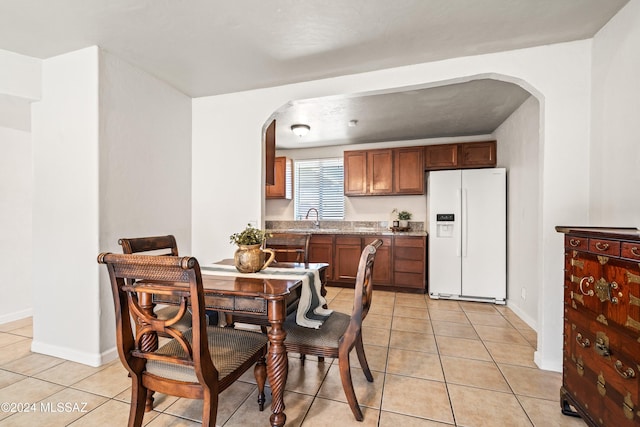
[348,119,358,127]
[291,124,310,137]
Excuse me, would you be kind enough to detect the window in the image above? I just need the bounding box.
[294,158,344,220]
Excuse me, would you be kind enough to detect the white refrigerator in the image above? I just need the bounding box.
[428,168,506,303]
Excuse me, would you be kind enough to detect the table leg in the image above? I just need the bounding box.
[267,299,288,427]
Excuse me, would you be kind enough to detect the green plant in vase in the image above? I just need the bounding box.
[229,224,274,273]
[397,210,412,229]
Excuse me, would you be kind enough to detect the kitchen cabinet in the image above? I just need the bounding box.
[330,235,394,288]
[344,149,393,196]
[557,227,640,427]
[308,234,334,281]
[265,156,292,199]
[393,236,427,290]
[425,141,496,170]
[344,147,423,196]
[265,119,276,185]
[394,147,425,194]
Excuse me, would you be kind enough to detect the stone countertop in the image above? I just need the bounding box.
[265,220,428,236]
[266,228,428,237]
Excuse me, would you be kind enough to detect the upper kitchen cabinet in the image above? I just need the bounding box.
[344,147,423,196]
[393,147,424,194]
[265,120,276,185]
[266,156,292,199]
[425,141,496,170]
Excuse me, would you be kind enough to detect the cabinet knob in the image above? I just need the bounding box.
[569,238,581,247]
[614,360,636,379]
[595,242,610,251]
[579,276,594,296]
[575,333,591,348]
[631,247,640,257]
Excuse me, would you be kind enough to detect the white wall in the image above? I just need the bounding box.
[0,127,33,322]
[0,49,40,325]
[98,51,192,357]
[193,41,593,371]
[590,0,640,226]
[266,135,493,224]
[495,96,541,328]
[31,47,102,365]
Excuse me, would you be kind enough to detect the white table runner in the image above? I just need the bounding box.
[201,264,333,328]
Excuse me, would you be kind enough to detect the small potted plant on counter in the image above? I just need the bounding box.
[397,210,412,229]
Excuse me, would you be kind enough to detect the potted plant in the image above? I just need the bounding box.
[397,210,412,228]
[229,224,275,273]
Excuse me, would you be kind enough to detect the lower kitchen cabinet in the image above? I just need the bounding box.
[308,234,334,281]
[393,236,427,290]
[312,233,422,292]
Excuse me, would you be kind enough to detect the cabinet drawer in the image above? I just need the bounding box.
[395,259,424,273]
[310,234,333,244]
[394,236,425,248]
[589,238,620,257]
[565,235,588,251]
[394,272,424,288]
[394,246,424,261]
[335,236,361,245]
[622,242,640,261]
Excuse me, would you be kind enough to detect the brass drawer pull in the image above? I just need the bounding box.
[569,238,581,247]
[595,242,610,251]
[579,276,594,296]
[575,333,590,348]
[631,247,640,257]
[614,360,636,379]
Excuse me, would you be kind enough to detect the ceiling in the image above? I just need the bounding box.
[0,0,629,144]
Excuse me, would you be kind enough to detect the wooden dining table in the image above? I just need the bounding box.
[198,259,328,427]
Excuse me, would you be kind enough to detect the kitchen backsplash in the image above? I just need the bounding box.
[266,220,424,232]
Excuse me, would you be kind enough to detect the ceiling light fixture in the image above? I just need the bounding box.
[291,124,310,137]
[348,119,358,127]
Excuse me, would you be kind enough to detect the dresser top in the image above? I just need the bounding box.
[556,226,640,240]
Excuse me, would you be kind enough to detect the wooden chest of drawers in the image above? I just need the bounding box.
[557,226,640,426]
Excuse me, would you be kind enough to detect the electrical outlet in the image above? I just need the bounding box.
[521,288,526,300]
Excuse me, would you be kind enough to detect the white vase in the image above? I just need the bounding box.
[399,220,409,228]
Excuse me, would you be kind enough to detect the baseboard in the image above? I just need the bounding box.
[505,299,538,330]
[31,340,118,367]
[0,308,33,324]
[534,350,562,373]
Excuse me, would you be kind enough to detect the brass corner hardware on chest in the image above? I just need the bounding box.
[557,226,640,427]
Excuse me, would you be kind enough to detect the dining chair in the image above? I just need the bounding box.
[119,235,217,327]
[282,238,383,421]
[264,232,311,264]
[97,252,268,427]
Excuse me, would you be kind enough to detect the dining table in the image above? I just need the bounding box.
[169,259,329,427]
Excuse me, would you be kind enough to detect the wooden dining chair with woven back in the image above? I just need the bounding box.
[282,238,383,421]
[119,235,218,328]
[97,252,268,427]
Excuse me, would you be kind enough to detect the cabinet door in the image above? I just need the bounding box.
[393,236,426,289]
[266,157,292,199]
[367,149,393,195]
[425,144,458,170]
[309,235,334,280]
[368,236,392,285]
[344,151,367,195]
[265,119,276,185]
[394,147,424,195]
[334,236,362,283]
[460,141,496,168]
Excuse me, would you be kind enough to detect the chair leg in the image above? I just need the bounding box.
[224,313,235,328]
[255,355,267,411]
[129,377,147,427]
[338,349,364,421]
[299,353,306,366]
[355,333,373,382]
[201,389,218,427]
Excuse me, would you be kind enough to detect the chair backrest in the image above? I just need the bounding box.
[264,232,311,264]
[119,235,179,256]
[97,253,216,383]
[346,239,383,336]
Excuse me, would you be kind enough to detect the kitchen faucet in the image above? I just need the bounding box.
[305,207,320,228]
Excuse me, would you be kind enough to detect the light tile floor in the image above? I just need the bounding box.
[0,289,587,426]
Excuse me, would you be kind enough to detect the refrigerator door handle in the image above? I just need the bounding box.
[462,188,468,257]
[456,188,461,257]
